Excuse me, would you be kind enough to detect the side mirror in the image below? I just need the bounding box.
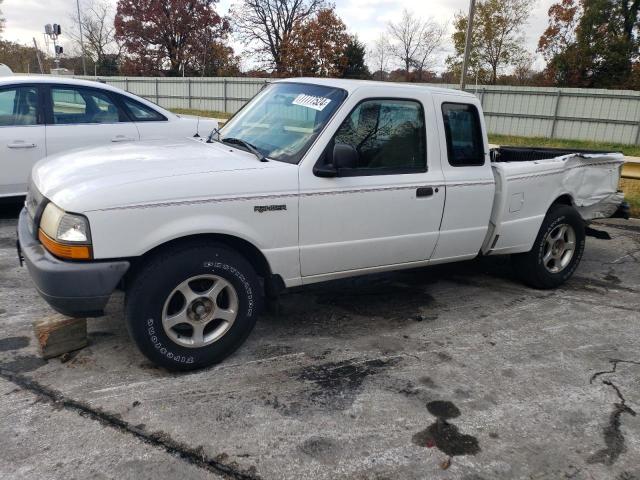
[313,143,359,178]
[333,143,358,170]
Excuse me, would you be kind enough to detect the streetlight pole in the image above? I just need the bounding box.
[460,0,476,91]
[76,0,87,75]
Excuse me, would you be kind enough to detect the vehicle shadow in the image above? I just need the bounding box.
[0,198,24,220]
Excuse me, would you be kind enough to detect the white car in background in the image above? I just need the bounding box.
[0,76,219,198]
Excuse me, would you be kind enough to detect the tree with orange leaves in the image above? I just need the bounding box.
[281,8,350,77]
[115,0,231,76]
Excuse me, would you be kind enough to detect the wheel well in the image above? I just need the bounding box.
[550,194,574,208]
[126,233,277,290]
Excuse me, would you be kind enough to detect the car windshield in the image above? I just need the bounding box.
[219,82,347,164]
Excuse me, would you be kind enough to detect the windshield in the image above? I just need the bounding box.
[220,82,347,164]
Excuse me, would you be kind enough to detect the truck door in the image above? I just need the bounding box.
[430,95,495,262]
[298,93,446,279]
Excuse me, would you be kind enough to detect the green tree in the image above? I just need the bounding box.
[539,0,640,88]
[342,36,370,79]
[448,0,531,84]
[0,40,47,73]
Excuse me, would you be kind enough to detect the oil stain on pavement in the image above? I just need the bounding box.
[412,400,480,457]
[0,336,30,352]
[295,357,401,410]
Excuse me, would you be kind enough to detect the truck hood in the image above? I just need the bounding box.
[33,138,296,212]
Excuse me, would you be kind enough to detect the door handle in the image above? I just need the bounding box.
[8,142,36,149]
[111,135,136,142]
[416,187,434,197]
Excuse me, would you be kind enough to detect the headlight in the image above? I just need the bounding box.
[39,203,92,260]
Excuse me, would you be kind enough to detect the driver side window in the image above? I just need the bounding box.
[333,99,426,174]
[51,87,124,124]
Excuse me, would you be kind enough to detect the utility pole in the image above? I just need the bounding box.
[33,37,44,74]
[459,0,476,91]
[45,24,63,70]
[76,0,87,75]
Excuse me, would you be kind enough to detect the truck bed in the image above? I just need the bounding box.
[481,147,625,256]
[490,145,621,163]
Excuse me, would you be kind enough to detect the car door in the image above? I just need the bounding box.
[44,85,140,157]
[298,94,446,279]
[0,84,46,197]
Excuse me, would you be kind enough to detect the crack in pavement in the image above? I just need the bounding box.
[591,359,640,384]
[0,367,260,480]
[588,360,639,466]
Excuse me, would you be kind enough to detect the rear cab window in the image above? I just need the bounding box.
[442,103,484,166]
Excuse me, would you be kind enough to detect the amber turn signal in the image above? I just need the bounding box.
[38,229,92,260]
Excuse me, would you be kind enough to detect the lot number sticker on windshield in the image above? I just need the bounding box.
[292,94,332,111]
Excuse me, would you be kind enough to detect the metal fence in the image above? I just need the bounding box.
[73,76,640,145]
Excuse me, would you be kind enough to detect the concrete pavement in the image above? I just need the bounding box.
[1,202,639,479]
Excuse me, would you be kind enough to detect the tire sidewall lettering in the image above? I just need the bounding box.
[203,260,255,317]
[146,317,195,364]
[141,260,254,365]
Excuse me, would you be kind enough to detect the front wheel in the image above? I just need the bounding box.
[512,205,585,289]
[125,242,262,371]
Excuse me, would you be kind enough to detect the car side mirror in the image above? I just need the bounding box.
[314,143,359,178]
[333,143,358,170]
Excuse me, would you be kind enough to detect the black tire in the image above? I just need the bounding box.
[512,204,585,289]
[125,242,262,371]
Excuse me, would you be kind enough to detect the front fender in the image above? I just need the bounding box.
[87,199,300,283]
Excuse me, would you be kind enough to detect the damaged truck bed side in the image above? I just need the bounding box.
[17,78,627,369]
[484,146,625,256]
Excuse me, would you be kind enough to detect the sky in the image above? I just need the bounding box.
[0,0,556,72]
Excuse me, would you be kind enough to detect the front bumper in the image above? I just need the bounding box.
[17,208,130,317]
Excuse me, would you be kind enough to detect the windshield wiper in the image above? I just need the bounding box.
[206,127,222,144]
[222,137,268,162]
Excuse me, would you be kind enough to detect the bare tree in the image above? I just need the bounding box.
[69,1,122,73]
[449,0,531,84]
[369,33,390,80]
[387,9,445,81]
[412,21,446,81]
[230,0,326,73]
[512,51,535,85]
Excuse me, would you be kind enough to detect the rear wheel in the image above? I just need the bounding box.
[125,242,261,371]
[512,205,585,289]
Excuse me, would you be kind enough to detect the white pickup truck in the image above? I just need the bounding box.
[17,78,626,370]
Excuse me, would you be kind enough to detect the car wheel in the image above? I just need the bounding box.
[512,204,585,289]
[125,242,261,371]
